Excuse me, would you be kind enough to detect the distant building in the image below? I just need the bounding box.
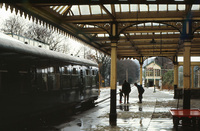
[144,61,162,87]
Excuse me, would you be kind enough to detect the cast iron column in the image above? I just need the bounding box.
[109,43,117,126]
[109,23,118,126]
[139,57,143,86]
[173,56,179,98]
[183,41,191,109]
[180,18,193,109]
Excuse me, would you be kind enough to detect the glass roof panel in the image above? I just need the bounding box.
[105,34,109,37]
[145,22,152,26]
[130,4,138,12]
[71,5,80,15]
[98,34,104,37]
[149,4,157,11]
[104,4,111,12]
[159,5,167,11]
[140,4,148,12]
[115,4,120,12]
[60,6,68,14]
[137,23,144,26]
[153,23,159,26]
[91,5,101,14]
[168,4,177,11]
[178,4,185,11]
[80,5,90,15]
[56,6,63,12]
[53,6,58,10]
[191,5,200,10]
[121,4,129,12]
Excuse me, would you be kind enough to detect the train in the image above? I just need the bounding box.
[0,33,99,128]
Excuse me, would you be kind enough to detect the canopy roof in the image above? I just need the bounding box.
[2,1,200,60]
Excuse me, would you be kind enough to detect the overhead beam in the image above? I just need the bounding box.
[63,11,200,23]
[2,0,197,4]
[100,4,115,20]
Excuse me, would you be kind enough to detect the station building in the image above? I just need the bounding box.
[144,61,161,88]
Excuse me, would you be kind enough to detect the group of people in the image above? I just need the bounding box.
[119,80,145,104]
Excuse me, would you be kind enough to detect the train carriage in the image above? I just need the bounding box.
[0,33,99,128]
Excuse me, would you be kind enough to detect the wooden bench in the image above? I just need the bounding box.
[170,109,200,127]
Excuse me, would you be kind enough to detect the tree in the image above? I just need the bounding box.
[1,15,24,36]
[162,70,174,89]
[24,23,66,52]
[88,50,111,87]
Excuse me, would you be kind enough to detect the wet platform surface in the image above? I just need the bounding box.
[54,86,200,131]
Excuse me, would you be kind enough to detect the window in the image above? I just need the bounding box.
[71,5,80,15]
[159,5,167,11]
[130,4,138,12]
[121,4,129,12]
[62,67,69,74]
[140,4,148,12]
[168,4,176,11]
[149,4,157,11]
[91,5,101,14]
[80,5,90,15]
[92,70,95,75]
[86,69,90,76]
[73,68,77,74]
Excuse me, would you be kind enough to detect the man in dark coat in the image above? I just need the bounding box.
[134,83,145,103]
[122,80,131,104]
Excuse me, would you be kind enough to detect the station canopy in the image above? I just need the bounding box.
[3,0,200,59]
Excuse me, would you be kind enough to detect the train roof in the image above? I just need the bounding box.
[0,33,98,67]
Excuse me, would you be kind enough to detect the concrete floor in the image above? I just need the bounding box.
[56,86,200,131]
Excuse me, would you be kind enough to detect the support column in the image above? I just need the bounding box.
[183,41,191,109]
[191,66,194,89]
[139,57,143,86]
[109,23,118,126]
[173,56,179,98]
[181,18,193,109]
[109,43,117,126]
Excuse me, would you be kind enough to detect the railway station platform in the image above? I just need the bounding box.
[58,86,200,131]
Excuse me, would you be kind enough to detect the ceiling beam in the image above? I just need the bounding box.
[100,4,115,20]
[3,0,197,4]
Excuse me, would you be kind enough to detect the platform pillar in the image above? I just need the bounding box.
[173,56,179,98]
[139,57,143,86]
[109,43,117,126]
[109,23,118,126]
[183,41,191,109]
[191,66,194,89]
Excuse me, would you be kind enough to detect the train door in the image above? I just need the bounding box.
[71,66,80,102]
[47,67,56,90]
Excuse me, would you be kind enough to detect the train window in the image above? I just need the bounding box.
[92,70,95,75]
[64,67,69,74]
[48,67,54,73]
[86,69,90,76]
[42,68,48,73]
[72,68,77,74]
[61,67,69,74]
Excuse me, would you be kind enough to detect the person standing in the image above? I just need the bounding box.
[122,80,131,104]
[119,89,123,104]
[134,83,145,103]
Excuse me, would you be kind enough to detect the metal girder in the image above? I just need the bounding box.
[62,12,200,23]
[2,0,197,4]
